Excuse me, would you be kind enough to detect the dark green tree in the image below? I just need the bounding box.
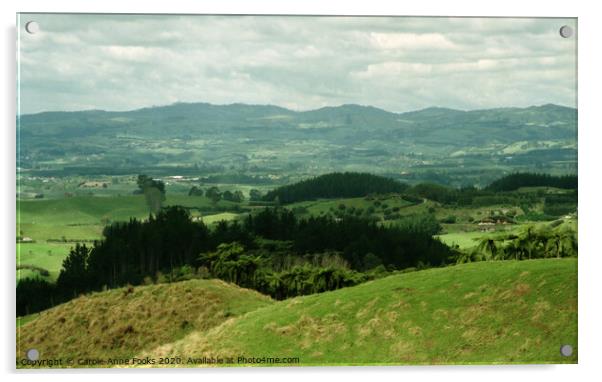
[206,186,222,205]
[249,189,263,201]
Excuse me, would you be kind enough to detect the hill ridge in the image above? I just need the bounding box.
[20,101,575,118]
[17,278,273,366]
[137,259,577,366]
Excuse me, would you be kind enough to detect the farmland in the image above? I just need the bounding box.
[16,192,244,281]
[149,258,577,366]
[16,175,577,283]
[15,102,578,367]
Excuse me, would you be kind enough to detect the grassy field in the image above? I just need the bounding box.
[199,212,240,225]
[17,242,75,281]
[436,231,485,250]
[290,196,412,212]
[16,194,245,281]
[17,194,240,242]
[287,196,531,227]
[131,258,576,366]
[17,279,273,366]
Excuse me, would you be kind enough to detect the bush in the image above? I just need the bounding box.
[441,215,457,224]
[362,253,382,271]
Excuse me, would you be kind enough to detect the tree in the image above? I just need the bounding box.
[188,186,204,196]
[233,190,245,203]
[57,243,92,296]
[222,190,234,201]
[249,189,262,201]
[137,174,166,214]
[477,238,498,260]
[222,190,244,203]
[502,240,523,260]
[137,174,165,194]
[17,278,57,316]
[206,186,221,205]
[144,186,165,215]
[362,252,382,271]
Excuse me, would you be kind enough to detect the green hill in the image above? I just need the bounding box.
[17,279,272,367]
[17,259,577,367]
[142,258,577,366]
[19,102,577,144]
[263,172,409,204]
[18,102,577,185]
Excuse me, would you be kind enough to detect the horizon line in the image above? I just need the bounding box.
[19,101,577,117]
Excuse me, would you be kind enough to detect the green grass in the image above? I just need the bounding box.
[287,196,416,217]
[437,224,527,249]
[437,231,485,250]
[142,258,577,366]
[17,194,240,242]
[16,314,38,327]
[17,279,273,367]
[199,212,240,225]
[17,242,74,281]
[16,194,245,282]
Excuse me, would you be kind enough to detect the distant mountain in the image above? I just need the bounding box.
[19,102,577,143]
[17,102,577,185]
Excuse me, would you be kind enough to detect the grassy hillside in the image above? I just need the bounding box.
[143,259,577,366]
[17,279,273,366]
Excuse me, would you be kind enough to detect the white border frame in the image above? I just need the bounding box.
[3,1,600,381]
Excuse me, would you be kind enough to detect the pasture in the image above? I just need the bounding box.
[17,242,74,281]
[138,258,578,365]
[16,194,244,281]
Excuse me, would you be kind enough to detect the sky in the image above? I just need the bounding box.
[17,14,577,114]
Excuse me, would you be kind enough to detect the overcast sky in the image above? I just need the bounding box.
[17,14,577,114]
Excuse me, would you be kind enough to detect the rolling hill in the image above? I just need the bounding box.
[141,258,577,366]
[263,172,410,204]
[17,258,577,367]
[17,279,273,367]
[19,102,577,143]
[17,102,577,186]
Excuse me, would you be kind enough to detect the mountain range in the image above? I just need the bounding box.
[19,102,576,144]
[17,102,577,185]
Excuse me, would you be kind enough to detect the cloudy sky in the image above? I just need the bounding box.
[17,14,576,114]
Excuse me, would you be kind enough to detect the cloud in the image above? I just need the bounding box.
[17,14,577,114]
[370,32,458,50]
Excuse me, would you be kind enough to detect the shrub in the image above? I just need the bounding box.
[441,215,457,224]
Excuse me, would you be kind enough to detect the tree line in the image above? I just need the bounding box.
[485,173,577,192]
[17,206,455,316]
[405,175,576,214]
[261,172,577,211]
[263,172,409,204]
[197,242,368,300]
